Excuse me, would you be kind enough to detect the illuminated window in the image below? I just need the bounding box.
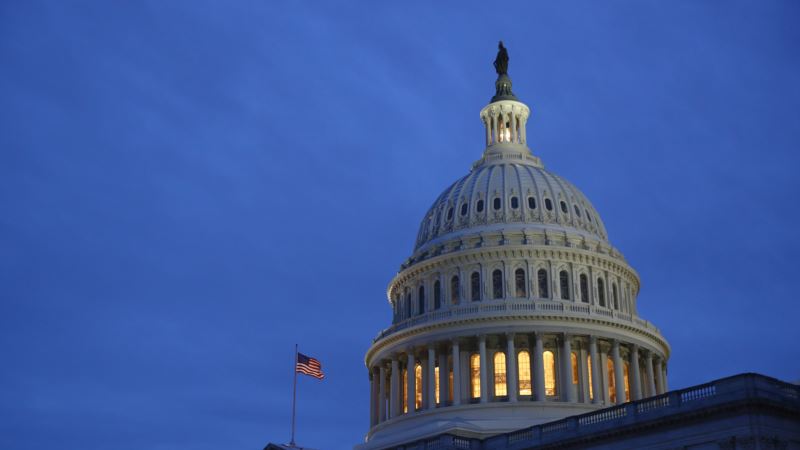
[598,278,606,307]
[402,368,408,413]
[571,352,579,384]
[544,350,556,396]
[418,286,425,315]
[415,364,423,410]
[607,358,616,403]
[435,366,440,405]
[587,355,593,400]
[510,196,519,209]
[515,268,526,297]
[624,361,630,402]
[580,274,589,303]
[471,272,481,301]
[492,269,503,299]
[470,353,481,398]
[448,363,454,403]
[434,280,441,310]
[450,275,460,305]
[494,352,507,397]
[477,199,484,213]
[518,350,532,395]
[612,283,619,309]
[560,271,570,300]
[538,269,549,298]
[528,196,536,209]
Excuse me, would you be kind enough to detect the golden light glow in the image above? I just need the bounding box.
[607,359,616,403]
[434,366,440,405]
[470,353,481,398]
[402,369,408,413]
[518,350,532,395]
[414,364,422,410]
[571,352,579,384]
[623,361,631,402]
[448,367,454,402]
[494,351,507,397]
[544,350,556,396]
[587,355,593,400]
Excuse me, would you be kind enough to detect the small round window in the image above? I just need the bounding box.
[477,199,484,213]
[560,201,568,213]
[446,207,454,221]
[574,205,581,217]
[545,198,553,211]
[510,196,519,209]
[460,203,468,216]
[528,197,536,209]
[493,198,501,210]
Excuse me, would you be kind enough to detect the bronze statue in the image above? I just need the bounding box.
[493,41,509,75]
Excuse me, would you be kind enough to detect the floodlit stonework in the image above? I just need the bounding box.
[358,51,671,450]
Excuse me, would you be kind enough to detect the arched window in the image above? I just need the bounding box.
[515,268,526,297]
[571,352,579,384]
[574,205,581,217]
[450,275,460,305]
[415,364,423,410]
[560,271,570,300]
[433,280,441,310]
[538,269,549,298]
[623,361,631,402]
[418,286,425,315]
[492,269,503,299]
[597,278,606,307]
[607,358,616,403]
[510,196,519,209]
[494,352,507,397]
[528,196,536,209]
[612,283,619,309]
[518,350,532,396]
[560,201,568,213]
[476,199,484,213]
[587,355,593,401]
[545,198,553,211]
[405,291,411,319]
[446,207,453,221]
[460,203,468,216]
[544,350,557,396]
[471,272,481,301]
[493,197,501,210]
[580,274,589,303]
[470,354,481,399]
[402,368,408,413]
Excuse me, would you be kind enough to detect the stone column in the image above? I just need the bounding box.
[506,334,518,402]
[407,351,416,413]
[561,334,576,402]
[439,347,448,406]
[427,346,436,409]
[452,340,461,406]
[479,335,488,403]
[589,336,601,404]
[379,364,387,422]
[484,116,491,146]
[390,357,400,417]
[578,346,590,403]
[630,345,642,401]
[370,368,377,426]
[612,341,625,404]
[645,351,656,397]
[533,333,546,401]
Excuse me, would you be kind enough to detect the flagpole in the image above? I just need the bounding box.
[290,343,298,447]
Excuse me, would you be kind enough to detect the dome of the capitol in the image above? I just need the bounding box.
[358,42,670,450]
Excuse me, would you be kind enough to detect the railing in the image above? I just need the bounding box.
[375,300,661,342]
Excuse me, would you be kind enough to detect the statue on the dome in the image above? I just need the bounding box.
[493,41,509,75]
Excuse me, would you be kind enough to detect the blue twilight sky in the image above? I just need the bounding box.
[2,1,799,449]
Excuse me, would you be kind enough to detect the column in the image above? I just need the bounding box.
[484,116,491,146]
[452,340,461,406]
[379,364,387,422]
[510,112,517,143]
[612,341,625,404]
[491,112,498,144]
[662,361,669,392]
[589,336,601,404]
[427,346,436,409]
[533,333,546,401]
[370,368,377,426]
[578,347,590,403]
[438,347,448,406]
[645,351,656,397]
[479,335,488,403]
[521,114,527,144]
[390,357,400,417]
[562,334,576,402]
[630,345,642,401]
[506,334,518,402]
[407,351,416,413]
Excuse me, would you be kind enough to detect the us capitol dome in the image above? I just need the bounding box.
[358,43,670,449]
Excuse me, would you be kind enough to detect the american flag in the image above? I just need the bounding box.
[295,352,325,380]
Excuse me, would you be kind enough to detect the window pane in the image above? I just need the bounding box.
[510,196,519,209]
[515,268,526,297]
[451,276,460,304]
[518,351,532,395]
[528,196,536,209]
[624,361,630,402]
[493,197,501,210]
[538,269,548,298]
[492,269,503,299]
[434,280,441,310]
[435,366,440,405]
[403,369,408,413]
[471,272,481,301]
[415,364,423,410]
[587,355,593,401]
[580,274,589,303]
[560,201,568,213]
[560,271,570,300]
[571,352,579,384]
[460,203,468,216]
[494,352,507,397]
[477,199,484,212]
[544,351,556,396]
[545,198,553,211]
[608,359,616,403]
[598,278,605,307]
[470,354,481,398]
[418,286,425,314]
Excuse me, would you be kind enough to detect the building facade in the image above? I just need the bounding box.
[358,47,671,450]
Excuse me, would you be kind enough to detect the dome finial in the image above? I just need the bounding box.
[491,41,517,102]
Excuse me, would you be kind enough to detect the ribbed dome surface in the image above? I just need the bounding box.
[414,161,608,251]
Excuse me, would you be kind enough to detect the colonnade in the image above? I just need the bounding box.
[368,332,668,428]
